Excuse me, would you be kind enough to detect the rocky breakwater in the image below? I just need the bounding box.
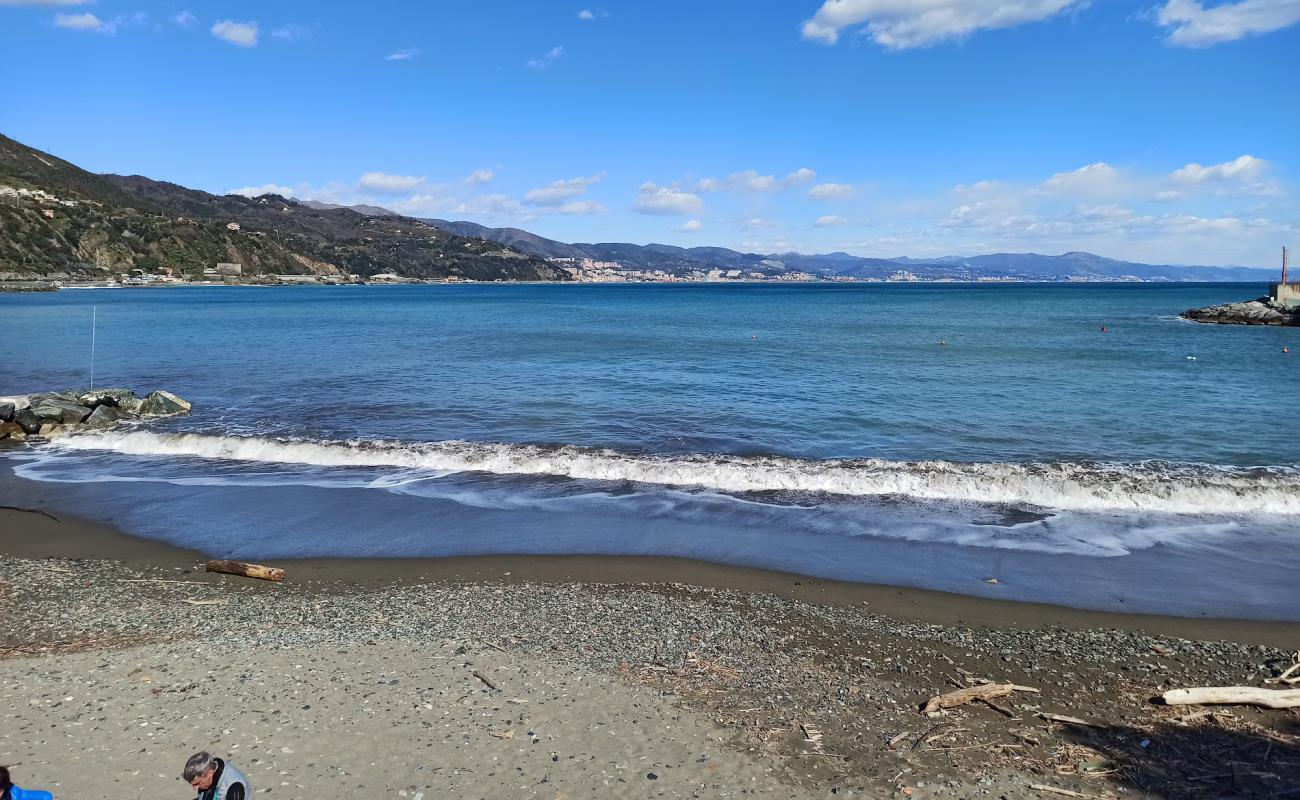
[1181,296,1300,326]
[0,388,191,442]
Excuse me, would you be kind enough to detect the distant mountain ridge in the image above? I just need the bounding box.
[0,134,566,282]
[422,217,1275,282]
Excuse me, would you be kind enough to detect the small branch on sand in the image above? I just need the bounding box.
[924,683,1038,713]
[1030,783,1101,799]
[205,560,285,582]
[179,598,227,606]
[1162,687,1300,709]
[1038,712,1103,728]
[1265,653,1300,686]
[472,670,497,690]
[0,505,61,522]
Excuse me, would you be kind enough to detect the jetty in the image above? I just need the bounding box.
[1182,246,1299,326]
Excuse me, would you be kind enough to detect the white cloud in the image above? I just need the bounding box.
[696,167,817,194]
[676,219,703,233]
[173,11,196,27]
[524,172,605,205]
[1039,162,1122,195]
[228,184,298,198]
[272,24,311,43]
[634,182,704,215]
[808,182,855,200]
[385,48,420,61]
[358,172,428,194]
[1172,154,1267,183]
[577,8,609,19]
[449,193,532,220]
[53,11,101,30]
[815,215,847,227]
[801,0,1087,48]
[211,20,258,47]
[578,9,595,19]
[463,168,495,185]
[527,45,565,69]
[1156,0,1300,46]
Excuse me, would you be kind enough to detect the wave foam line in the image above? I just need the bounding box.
[51,430,1300,515]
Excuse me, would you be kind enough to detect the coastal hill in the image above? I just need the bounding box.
[0,134,566,282]
[425,217,1274,282]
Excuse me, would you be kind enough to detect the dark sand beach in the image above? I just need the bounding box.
[3,499,1299,799]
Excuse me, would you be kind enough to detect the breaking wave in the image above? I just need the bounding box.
[46,430,1300,516]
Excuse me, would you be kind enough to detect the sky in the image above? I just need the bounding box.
[1,0,1298,267]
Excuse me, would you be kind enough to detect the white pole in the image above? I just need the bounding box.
[90,305,96,390]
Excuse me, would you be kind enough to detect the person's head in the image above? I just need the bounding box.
[0,765,11,790]
[183,752,217,791]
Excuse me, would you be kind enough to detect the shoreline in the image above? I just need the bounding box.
[4,502,1297,648]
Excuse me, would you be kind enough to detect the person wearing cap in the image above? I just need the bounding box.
[182,752,251,800]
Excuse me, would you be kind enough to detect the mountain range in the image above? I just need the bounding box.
[0,132,1277,283]
[0,134,565,282]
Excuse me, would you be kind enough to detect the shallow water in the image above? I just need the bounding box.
[2,283,1297,618]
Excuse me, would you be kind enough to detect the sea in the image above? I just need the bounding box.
[2,282,1297,619]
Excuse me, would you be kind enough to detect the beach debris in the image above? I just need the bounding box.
[1162,686,1300,709]
[179,598,227,606]
[923,682,1038,713]
[799,723,823,746]
[0,505,61,522]
[1264,652,1300,685]
[1038,712,1103,728]
[487,729,514,740]
[471,670,498,690]
[1030,783,1101,799]
[205,559,286,582]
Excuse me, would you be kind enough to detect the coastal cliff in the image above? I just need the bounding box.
[1181,297,1300,326]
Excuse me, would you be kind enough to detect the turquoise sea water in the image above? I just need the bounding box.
[2,283,1298,618]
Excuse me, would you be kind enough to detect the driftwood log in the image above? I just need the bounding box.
[924,683,1014,713]
[205,560,285,582]
[1163,686,1300,709]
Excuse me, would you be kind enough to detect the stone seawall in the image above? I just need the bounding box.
[0,388,191,442]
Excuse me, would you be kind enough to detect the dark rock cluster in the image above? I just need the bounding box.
[1181,296,1300,326]
[0,388,190,441]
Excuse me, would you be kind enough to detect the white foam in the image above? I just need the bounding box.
[48,430,1300,515]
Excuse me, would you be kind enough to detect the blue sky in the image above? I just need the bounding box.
[2,0,1298,266]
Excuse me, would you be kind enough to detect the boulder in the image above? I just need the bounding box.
[0,420,24,441]
[138,390,192,417]
[82,404,124,429]
[13,407,43,435]
[0,401,13,422]
[31,397,91,425]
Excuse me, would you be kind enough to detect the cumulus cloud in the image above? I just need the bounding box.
[173,10,196,27]
[696,167,817,194]
[211,20,258,47]
[801,0,1087,48]
[228,184,298,198]
[1039,162,1122,195]
[524,172,606,205]
[808,182,855,201]
[53,11,101,29]
[385,48,420,61]
[527,45,564,69]
[634,182,704,215]
[1156,0,1300,46]
[1172,154,1267,183]
[676,219,703,232]
[463,168,495,185]
[358,172,428,194]
[578,9,609,20]
[815,215,847,227]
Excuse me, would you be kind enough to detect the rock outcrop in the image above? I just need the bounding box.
[0,388,191,442]
[1181,297,1300,326]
